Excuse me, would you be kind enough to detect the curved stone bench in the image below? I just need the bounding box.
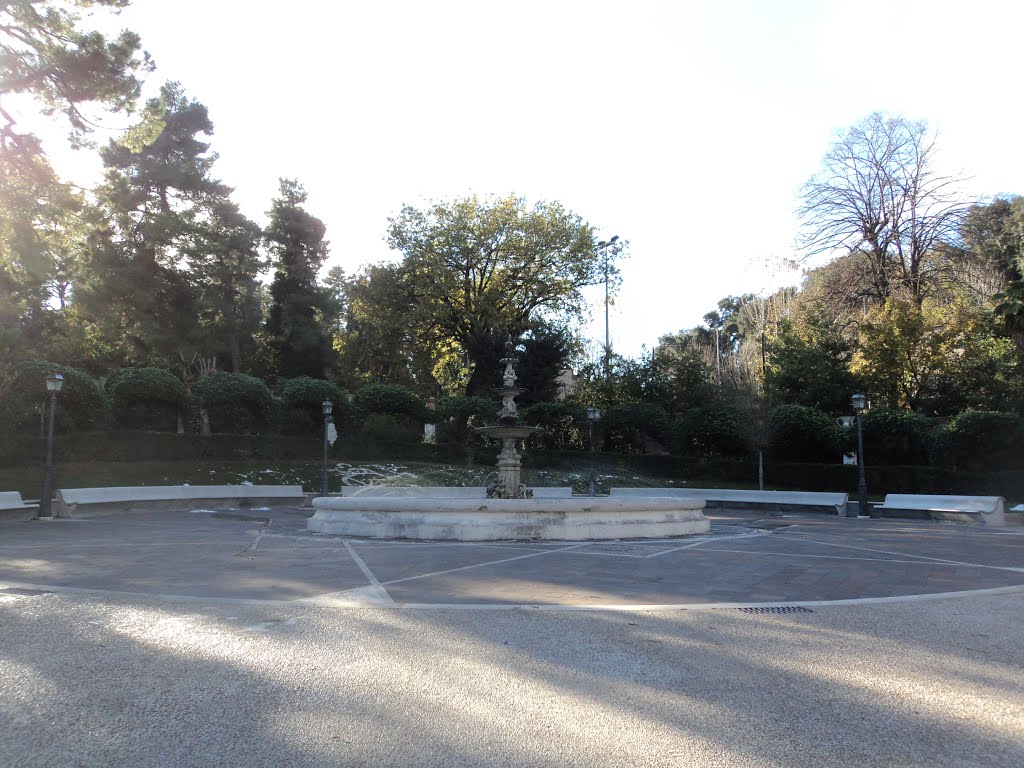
[0,492,39,523]
[875,494,1006,526]
[610,487,849,515]
[309,496,709,540]
[56,485,306,518]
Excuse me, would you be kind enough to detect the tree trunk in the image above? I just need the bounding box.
[200,408,211,436]
[228,333,242,373]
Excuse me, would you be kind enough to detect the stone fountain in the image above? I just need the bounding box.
[476,336,542,499]
[307,338,709,540]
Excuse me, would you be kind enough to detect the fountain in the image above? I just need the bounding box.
[476,336,542,499]
[308,337,709,540]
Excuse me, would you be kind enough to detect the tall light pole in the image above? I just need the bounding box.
[851,392,870,518]
[39,372,64,519]
[596,236,619,382]
[321,399,334,497]
[586,406,601,497]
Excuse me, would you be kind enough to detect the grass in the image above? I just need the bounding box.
[0,457,744,500]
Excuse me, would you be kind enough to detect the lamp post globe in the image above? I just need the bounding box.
[39,372,64,518]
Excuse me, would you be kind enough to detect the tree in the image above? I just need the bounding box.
[798,113,970,304]
[78,82,233,366]
[386,194,607,396]
[1,0,153,152]
[263,179,334,379]
[765,323,860,414]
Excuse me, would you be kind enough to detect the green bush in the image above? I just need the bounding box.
[434,396,497,424]
[674,401,747,458]
[861,407,933,466]
[521,402,587,450]
[947,410,1023,471]
[355,412,424,443]
[768,404,843,463]
[353,383,427,421]
[107,367,186,431]
[278,376,350,434]
[1,360,107,432]
[195,371,273,433]
[600,403,670,454]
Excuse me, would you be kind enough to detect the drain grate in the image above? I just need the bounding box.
[738,606,812,614]
[0,587,52,597]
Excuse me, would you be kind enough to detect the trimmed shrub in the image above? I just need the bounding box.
[195,371,273,433]
[768,404,844,463]
[1,360,107,432]
[947,410,1023,471]
[521,402,587,450]
[434,396,497,425]
[353,383,427,421]
[674,401,747,458]
[861,407,933,466]
[107,367,186,431]
[278,376,350,435]
[601,403,671,454]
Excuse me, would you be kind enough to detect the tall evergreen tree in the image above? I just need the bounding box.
[264,179,334,378]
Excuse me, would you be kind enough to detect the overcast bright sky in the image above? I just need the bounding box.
[22,0,1024,358]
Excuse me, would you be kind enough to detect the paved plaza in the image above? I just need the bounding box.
[1,508,1022,766]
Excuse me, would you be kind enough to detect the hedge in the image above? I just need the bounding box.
[107,367,186,431]
[2,360,107,432]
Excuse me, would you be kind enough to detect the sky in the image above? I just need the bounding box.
[17,0,1024,358]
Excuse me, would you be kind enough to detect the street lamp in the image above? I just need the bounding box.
[39,372,64,519]
[321,399,333,497]
[850,392,870,518]
[586,406,601,497]
[596,236,619,382]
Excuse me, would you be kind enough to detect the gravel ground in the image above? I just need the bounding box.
[2,588,1022,768]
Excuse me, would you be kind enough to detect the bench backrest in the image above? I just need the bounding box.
[0,491,27,509]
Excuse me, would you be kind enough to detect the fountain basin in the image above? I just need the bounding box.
[308,495,709,540]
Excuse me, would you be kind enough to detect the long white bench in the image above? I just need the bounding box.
[56,485,306,518]
[339,486,575,498]
[874,494,1007,527]
[0,492,39,523]
[610,487,849,515]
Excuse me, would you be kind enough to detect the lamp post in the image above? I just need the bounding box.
[851,392,870,518]
[596,236,619,382]
[321,399,333,498]
[39,372,64,519]
[586,406,601,497]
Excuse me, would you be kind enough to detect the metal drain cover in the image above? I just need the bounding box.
[738,606,813,614]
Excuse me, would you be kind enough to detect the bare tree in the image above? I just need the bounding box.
[798,113,970,304]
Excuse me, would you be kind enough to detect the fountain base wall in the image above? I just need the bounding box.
[309,495,709,540]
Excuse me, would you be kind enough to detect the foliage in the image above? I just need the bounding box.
[521,402,587,450]
[673,401,747,459]
[194,371,272,433]
[106,366,185,430]
[798,112,968,303]
[353,383,427,421]
[768,404,844,463]
[276,376,349,434]
[264,179,335,378]
[765,324,860,414]
[0,0,153,150]
[1,359,106,432]
[599,403,670,455]
[860,407,933,466]
[387,194,605,396]
[946,410,1023,471]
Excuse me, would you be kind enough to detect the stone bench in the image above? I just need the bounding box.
[0,491,40,523]
[339,486,575,499]
[56,485,306,518]
[874,494,1006,527]
[610,487,849,515]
